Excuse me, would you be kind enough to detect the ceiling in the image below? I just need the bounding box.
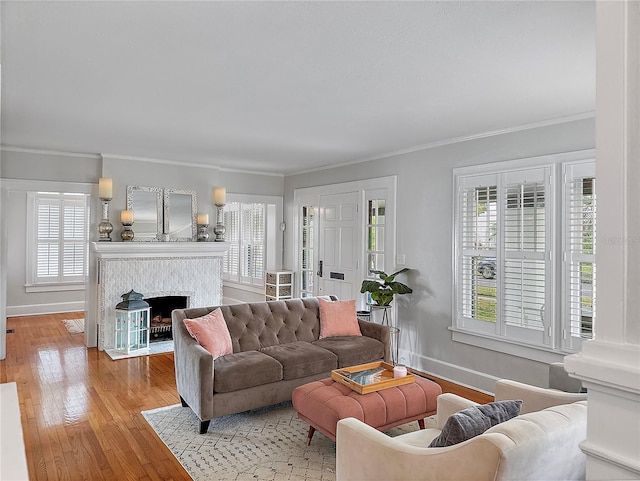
[1,1,595,176]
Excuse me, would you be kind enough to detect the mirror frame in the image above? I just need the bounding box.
[163,188,197,241]
[126,186,163,241]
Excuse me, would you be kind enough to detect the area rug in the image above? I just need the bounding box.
[62,318,84,333]
[142,401,432,481]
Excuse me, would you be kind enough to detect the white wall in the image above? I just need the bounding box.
[284,117,595,392]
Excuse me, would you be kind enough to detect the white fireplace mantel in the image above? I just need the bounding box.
[88,241,229,351]
[91,241,230,259]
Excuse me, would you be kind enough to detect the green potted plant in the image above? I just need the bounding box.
[360,268,413,307]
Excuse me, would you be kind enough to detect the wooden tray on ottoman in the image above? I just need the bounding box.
[331,361,415,394]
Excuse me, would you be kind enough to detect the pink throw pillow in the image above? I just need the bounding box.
[318,298,362,339]
[183,308,233,359]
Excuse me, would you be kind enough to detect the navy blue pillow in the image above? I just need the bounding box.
[428,400,522,448]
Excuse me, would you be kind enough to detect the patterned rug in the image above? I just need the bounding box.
[142,401,429,481]
[62,318,84,333]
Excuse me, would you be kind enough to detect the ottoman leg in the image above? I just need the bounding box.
[418,419,425,430]
[306,426,316,446]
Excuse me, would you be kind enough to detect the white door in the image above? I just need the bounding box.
[317,192,360,301]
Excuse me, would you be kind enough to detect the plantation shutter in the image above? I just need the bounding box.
[223,202,266,286]
[458,174,498,333]
[223,203,240,282]
[63,202,86,277]
[502,168,550,345]
[564,162,596,350]
[36,199,61,280]
[240,203,265,284]
[34,193,88,284]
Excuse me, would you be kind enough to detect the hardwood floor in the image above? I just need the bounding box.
[1,313,187,480]
[1,312,491,480]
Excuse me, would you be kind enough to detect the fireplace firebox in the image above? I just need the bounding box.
[145,296,188,342]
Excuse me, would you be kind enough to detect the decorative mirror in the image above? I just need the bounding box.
[126,186,163,241]
[163,189,197,241]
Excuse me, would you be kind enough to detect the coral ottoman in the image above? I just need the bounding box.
[292,375,442,444]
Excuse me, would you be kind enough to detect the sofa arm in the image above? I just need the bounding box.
[494,379,587,414]
[171,312,215,423]
[358,320,391,362]
[336,417,502,481]
[434,393,479,428]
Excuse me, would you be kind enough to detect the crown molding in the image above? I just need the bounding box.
[288,111,596,176]
[0,145,100,159]
[99,153,222,170]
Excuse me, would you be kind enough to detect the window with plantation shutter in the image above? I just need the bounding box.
[454,154,594,357]
[457,167,551,346]
[563,162,596,351]
[223,201,267,287]
[28,192,89,289]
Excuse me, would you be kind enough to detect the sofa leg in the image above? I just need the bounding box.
[306,426,316,445]
[179,396,189,408]
[418,419,425,430]
[199,420,211,434]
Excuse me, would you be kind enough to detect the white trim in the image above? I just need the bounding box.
[100,153,221,170]
[25,283,84,293]
[398,348,498,395]
[452,149,595,177]
[91,241,230,259]
[223,281,265,296]
[289,113,596,176]
[7,301,85,317]
[2,178,95,192]
[450,328,568,364]
[1,145,101,159]
[101,153,284,177]
[219,167,284,178]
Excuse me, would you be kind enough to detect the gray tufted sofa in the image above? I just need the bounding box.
[172,296,390,433]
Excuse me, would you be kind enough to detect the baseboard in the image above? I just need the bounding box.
[399,348,499,395]
[7,301,85,317]
[222,296,248,305]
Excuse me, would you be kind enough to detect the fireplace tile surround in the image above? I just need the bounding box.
[90,242,229,353]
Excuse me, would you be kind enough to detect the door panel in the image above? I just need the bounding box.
[318,192,359,300]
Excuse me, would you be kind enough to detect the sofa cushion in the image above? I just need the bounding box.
[313,336,385,368]
[183,308,232,359]
[428,400,523,448]
[260,341,338,380]
[219,298,325,352]
[214,351,283,393]
[318,298,362,339]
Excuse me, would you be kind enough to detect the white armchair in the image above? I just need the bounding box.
[336,380,587,481]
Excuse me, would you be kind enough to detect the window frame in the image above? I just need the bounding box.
[26,191,90,292]
[222,193,282,293]
[561,160,596,352]
[452,150,595,362]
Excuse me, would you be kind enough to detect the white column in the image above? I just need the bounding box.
[564,2,640,479]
